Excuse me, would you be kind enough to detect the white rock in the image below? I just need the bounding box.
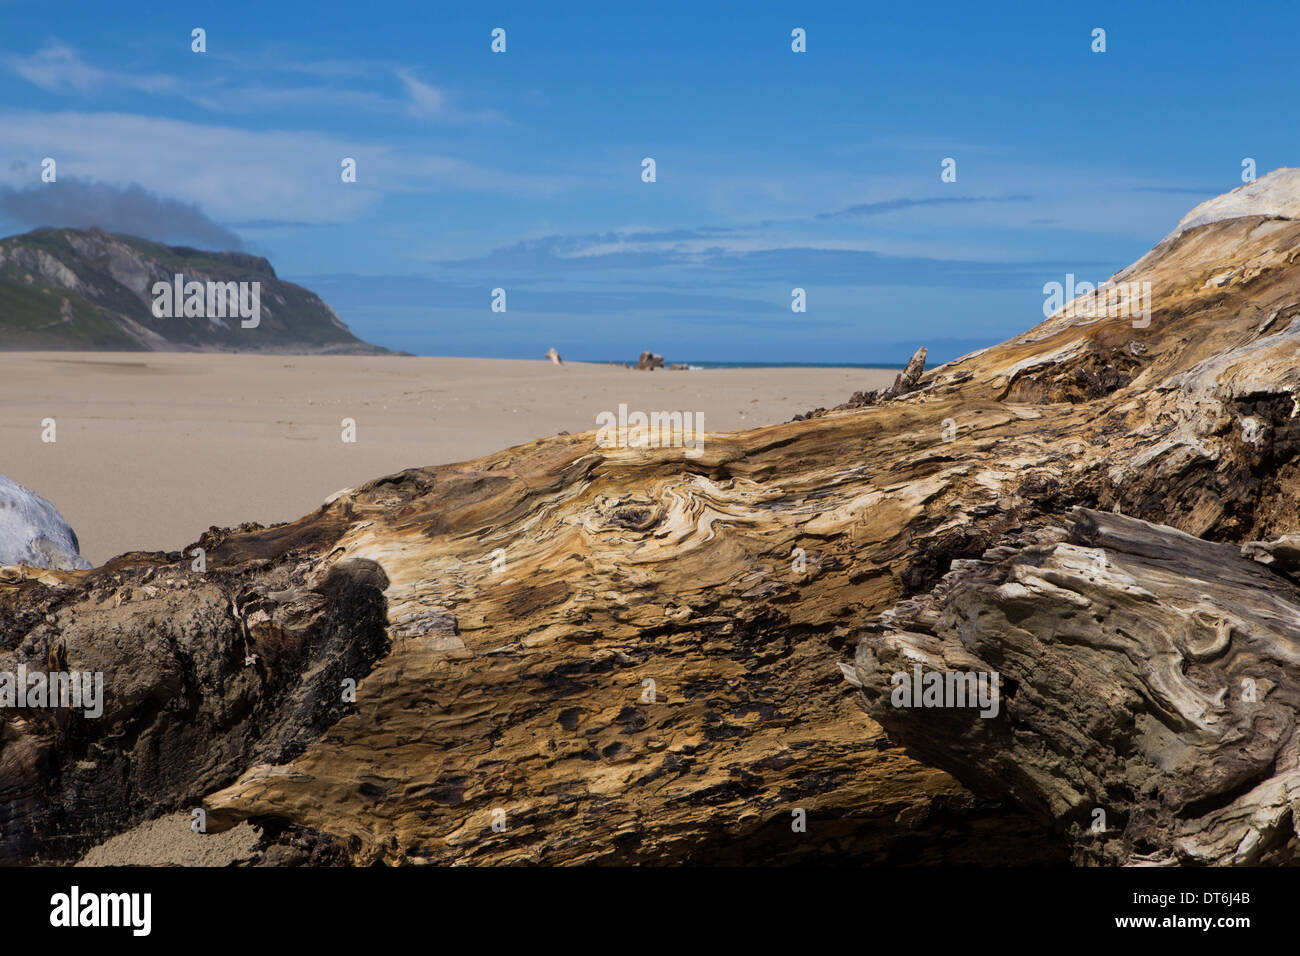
[0,475,92,570]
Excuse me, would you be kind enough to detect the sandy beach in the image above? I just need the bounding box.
[0,353,896,565]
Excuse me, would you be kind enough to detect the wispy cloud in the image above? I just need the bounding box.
[396,69,507,123]
[818,195,1032,219]
[186,84,393,115]
[5,42,176,95]
[432,226,1107,290]
[0,111,566,228]
[397,70,446,117]
[0,111,378,223]
[3,41,506,123]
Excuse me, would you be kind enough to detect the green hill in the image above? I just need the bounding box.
[0,227,389,353]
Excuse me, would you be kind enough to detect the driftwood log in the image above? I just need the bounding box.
[856,508,1300,865]
[4,173,1300,865]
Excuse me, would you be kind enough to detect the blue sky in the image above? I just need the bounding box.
[0,0,1292,362]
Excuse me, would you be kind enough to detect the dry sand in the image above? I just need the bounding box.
[0,353,897,565]
[75,813,260,867]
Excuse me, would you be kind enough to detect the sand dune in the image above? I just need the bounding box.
[0,353,896,564]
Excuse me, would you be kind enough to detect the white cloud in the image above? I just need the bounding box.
[187,85,393,115]
[5,42,176,95]
[3,42,507,124]
[0,112,376,223]
[0,111,569,226]
[395,68,507,124]
[397,70,447,117]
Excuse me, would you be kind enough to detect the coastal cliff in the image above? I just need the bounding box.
[0,227,386,353]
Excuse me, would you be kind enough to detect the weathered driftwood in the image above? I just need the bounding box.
[5,174,1300,864]
[855,507,1300,865]
[0,480,1053,865]
[0,554,391,864]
